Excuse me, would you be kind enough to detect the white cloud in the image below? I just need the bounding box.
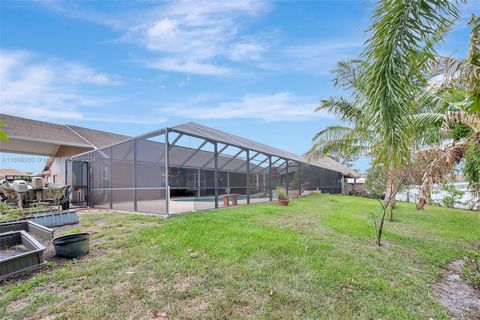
[148,58,231,76]
[123,1,272,75]
[0,51,92,120]
[229,41,267,61]
[156,92,332,122]
[65,63,123,85]
[0,50,162,124]
[37,1,365,77]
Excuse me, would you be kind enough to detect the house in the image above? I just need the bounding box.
[1,113,359,215]
[0,113,129,184]
[0,168,29,180]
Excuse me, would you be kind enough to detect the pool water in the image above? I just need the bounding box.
[173,195,267,202]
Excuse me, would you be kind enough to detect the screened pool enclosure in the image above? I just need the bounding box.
[73,123,351,215]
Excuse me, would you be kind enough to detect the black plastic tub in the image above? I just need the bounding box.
[52,233,90,259]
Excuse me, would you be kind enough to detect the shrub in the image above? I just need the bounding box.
[463,244,480,289]
[276,186,288,200]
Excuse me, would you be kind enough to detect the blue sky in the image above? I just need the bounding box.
[0,0,477,174]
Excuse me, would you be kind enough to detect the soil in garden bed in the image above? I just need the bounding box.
[0,244,29,259]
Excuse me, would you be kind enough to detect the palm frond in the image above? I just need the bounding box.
[428,15,480,93]
[331,59,369,91]
[312,125,352,142]
[315,97,363,123]
[309,125,371,159]
[442,111,480,132]
[429,56,480,87]
[410,112,445,128]
[362,0,461,166]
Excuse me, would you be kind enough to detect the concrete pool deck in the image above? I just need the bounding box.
[101,196,273,215]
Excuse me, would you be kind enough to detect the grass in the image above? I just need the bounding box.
[0,204,52,222]
[1,194,479,319]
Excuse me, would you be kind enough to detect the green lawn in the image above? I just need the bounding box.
[1,194,479,319]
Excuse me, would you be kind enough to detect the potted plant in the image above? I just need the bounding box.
[276,186,289,206]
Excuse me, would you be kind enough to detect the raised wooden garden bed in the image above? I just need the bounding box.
[0,221,55,241]
[0,231,46,279]
[3,210,79,228]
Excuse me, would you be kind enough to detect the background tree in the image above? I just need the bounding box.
[416,15,480,209]
[308,59,372,164]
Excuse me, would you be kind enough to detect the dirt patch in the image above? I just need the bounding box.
[434,259,480,320]
[8,298,29,312]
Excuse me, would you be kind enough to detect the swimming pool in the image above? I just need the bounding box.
[172,195,268,202]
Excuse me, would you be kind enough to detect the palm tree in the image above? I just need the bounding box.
[308,60,373,163]
[310,0,461,245]
[416,15,480,209]
[362,0,460,193]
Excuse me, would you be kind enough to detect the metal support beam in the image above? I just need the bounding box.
[214,142,218,208]
[165,130,170,215]
[219,149,243,170]
[197,169,201,197]
[168,133,183,150]
[249,157,269,172]
[269,156,273,202]
[180,140,208,166]
[201,144,228,168]
[285,160,289,197]
[87,161,91,207]
[298,163,302,196]
[120,139,135,161]
[246,149,250,204]
[249,152,260,161]
[232,151,260,172]
[264,157,282,172]
[133,139,137,212]
[64,160,68,185]
[276,160,289,175]
[109,147,113,209]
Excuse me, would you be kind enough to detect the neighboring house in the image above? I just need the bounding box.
[0,168,29,180]
[0,114,129,184]
[345,177,366,194]
[396,176,479,210]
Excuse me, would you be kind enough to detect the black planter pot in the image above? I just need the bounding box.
[52,233,90,259]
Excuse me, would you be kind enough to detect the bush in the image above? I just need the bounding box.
[276,186,288,200]
[463,244,480,289]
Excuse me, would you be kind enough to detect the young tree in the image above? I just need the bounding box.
[368,166,412,245]
[437,179,465,208]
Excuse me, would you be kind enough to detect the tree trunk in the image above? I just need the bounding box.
[385,170,395,221]
[376,208,387,246]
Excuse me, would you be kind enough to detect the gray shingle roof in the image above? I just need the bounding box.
[66,125,130,149]
[0,114,129,149]
[1,114,90,147]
